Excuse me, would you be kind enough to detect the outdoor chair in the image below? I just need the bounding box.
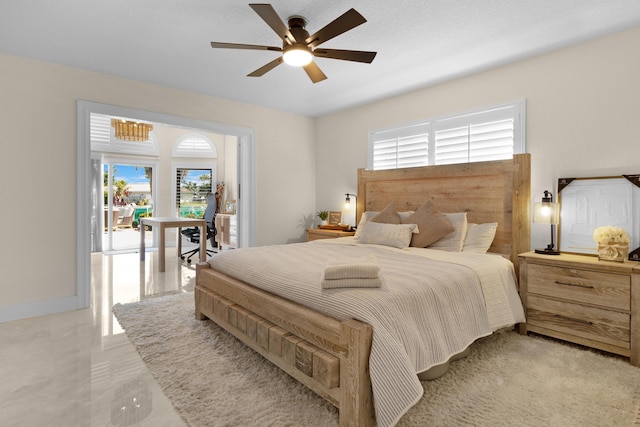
[117,205,135,229]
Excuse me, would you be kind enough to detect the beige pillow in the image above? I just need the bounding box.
[354,210,415,239]
[429,212,468,252]
[370,204,401,224]
[463,222,498,253]
[402,200,455,248]
[357,221,417,249]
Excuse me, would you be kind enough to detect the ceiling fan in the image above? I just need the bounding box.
[211,4,377,83]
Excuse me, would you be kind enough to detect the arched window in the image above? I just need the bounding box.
[172,133,217,158]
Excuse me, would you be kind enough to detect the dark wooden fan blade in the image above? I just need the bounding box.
[302,61,327,83]
[211,42,282,52]
[247,57,284,77]
[249,4,295,44]
[306,8,367,49]
[313,48,377,63]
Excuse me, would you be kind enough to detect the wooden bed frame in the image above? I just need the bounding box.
[195,153,530,426]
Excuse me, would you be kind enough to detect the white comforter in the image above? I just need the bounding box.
[208,238,525,427]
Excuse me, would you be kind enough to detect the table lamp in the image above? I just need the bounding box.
[533,190,560,255]
[342,193,357,229]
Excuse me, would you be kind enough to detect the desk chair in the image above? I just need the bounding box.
[181,193,217,264]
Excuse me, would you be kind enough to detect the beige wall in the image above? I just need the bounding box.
[316,26,640,252]
[0,53,315,318]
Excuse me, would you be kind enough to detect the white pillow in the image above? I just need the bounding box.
[463,223,498,253]
[354,210,414,240]
[428,212,468,252]
[357,221,417,249]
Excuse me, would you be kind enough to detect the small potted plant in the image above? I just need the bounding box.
[317,210,329,226]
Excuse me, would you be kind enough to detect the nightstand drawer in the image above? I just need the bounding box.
[527,264,630,311]
[527,295,630,349]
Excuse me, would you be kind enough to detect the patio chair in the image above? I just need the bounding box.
[105,209,120,231]
[117,205,135,229]
[181,193,217,264]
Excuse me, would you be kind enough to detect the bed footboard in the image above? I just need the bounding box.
[195,262,374,427]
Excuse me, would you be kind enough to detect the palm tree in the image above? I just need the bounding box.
[113,178,130,206]
[199,173,212,194]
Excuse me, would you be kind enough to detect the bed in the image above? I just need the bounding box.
[195,153,531,426]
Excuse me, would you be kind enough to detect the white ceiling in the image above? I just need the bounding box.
[2,1,639,117]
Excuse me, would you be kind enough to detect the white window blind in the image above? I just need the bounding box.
[369,100,524,170]
[372,123,429,170]
[172,134,217,158]
[90,113,111,146]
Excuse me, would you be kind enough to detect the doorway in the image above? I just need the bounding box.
[77,101,256,310]
[103,159,156,252]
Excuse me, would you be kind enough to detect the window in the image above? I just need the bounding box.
[176,168,214,218]
[172,133,217,158]
[369,100,525,170]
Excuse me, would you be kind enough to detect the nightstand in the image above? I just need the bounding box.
[518,251,640,366]
[306,228,355,241]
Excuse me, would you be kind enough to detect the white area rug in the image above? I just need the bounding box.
[113,292,640,427]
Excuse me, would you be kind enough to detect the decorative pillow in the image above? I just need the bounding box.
[401,200,455,248]
[354,210,415,240]
[354,211,378,240]
[463,222,498,253]
[370,204,401,224]
[357,221,417,249]
[428,212,468,252]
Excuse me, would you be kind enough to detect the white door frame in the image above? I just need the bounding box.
[77,100,256,309]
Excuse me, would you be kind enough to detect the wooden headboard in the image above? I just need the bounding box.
[357,153,531,271]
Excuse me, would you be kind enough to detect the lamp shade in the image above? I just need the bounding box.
[533,201,559,224]
[342,193,357,227]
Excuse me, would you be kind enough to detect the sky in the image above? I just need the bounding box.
[107,164,149,184]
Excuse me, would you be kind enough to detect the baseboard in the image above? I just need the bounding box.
[0,295,81,323]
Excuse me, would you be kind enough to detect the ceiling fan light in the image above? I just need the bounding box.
[283,45,312,66]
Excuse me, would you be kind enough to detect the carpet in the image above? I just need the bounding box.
[113,292,640,427]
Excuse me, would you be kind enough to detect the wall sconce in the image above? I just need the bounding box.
[533,190,560,255]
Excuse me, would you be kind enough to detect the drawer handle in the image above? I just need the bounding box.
[554,281,594,289]
[554,314,593,326]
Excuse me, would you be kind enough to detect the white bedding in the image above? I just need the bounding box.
[208,237,525,427]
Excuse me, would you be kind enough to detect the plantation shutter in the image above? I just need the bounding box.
[372,123,429,170]
[434,106,515,165]
[90,113,111,149]
[176,168,186,214]
[369,100,524,170]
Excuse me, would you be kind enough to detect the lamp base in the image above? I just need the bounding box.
[535,248,560,255]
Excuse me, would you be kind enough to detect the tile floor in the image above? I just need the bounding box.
[0,242,205,426]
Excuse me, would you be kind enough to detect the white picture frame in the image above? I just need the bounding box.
[558,175,640,256]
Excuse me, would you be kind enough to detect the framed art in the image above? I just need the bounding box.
[558,175,640,256]
[223,199,236,215]
[328,211,342,226]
